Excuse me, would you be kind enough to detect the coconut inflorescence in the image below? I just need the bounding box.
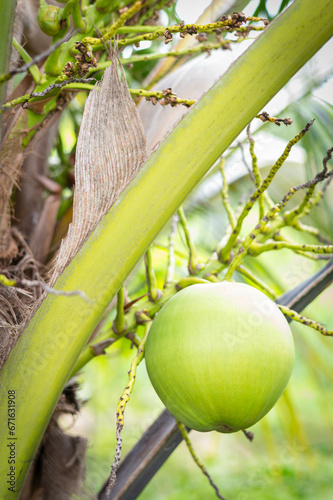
[145,282,294,433]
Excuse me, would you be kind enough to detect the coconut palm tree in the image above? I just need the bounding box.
[0,1,332,498]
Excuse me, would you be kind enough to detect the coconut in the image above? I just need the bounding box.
[145,282,294,432]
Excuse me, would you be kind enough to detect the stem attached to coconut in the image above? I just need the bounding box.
[278,305,333,336]
[176,421,226,500]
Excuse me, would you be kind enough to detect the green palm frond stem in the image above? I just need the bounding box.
[0,1,332,497]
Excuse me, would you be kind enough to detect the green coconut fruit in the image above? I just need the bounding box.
[145,282,295,432]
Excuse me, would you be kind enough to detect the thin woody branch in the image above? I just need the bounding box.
[30,78,97,97]
[0,29,77,84]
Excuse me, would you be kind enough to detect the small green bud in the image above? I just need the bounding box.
[37,5,61,36]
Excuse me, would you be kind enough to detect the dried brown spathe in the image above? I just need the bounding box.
[50,48,147,284]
